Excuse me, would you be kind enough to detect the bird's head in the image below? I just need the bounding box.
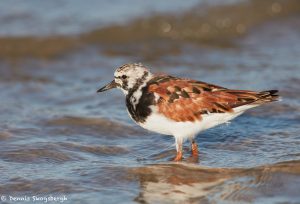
[97,63,153,94]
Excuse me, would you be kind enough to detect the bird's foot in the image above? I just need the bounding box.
[191,141,198,157]
[185,142,199,163]
[173,151,183,162]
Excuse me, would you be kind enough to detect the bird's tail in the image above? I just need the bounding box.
[254,90,280,104]
[225,89,280,109]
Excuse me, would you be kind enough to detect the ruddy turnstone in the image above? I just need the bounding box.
[97,63,279,161]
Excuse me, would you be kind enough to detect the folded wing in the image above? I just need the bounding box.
[148,75,278,122]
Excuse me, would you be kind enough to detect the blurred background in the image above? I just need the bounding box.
[0,0,300,203]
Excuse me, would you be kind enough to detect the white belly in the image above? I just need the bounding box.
[139,105,256,141]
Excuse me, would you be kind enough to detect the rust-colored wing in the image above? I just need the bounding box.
[148,75,278,122]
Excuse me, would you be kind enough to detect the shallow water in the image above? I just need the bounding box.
[0,0,300,203]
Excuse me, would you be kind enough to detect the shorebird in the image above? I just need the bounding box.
[97,63,279,161]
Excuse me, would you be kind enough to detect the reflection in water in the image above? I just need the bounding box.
[133,161,300,203]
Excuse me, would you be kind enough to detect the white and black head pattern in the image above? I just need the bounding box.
[114,63,152,95]
[97,63,156,123]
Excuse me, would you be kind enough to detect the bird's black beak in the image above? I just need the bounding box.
[97,80,118,92]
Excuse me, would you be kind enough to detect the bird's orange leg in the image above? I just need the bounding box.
[173,137,183,161]
[191,140,198,157]
[173,151,183,162]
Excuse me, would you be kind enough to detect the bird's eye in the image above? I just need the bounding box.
[121,75,127,79]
